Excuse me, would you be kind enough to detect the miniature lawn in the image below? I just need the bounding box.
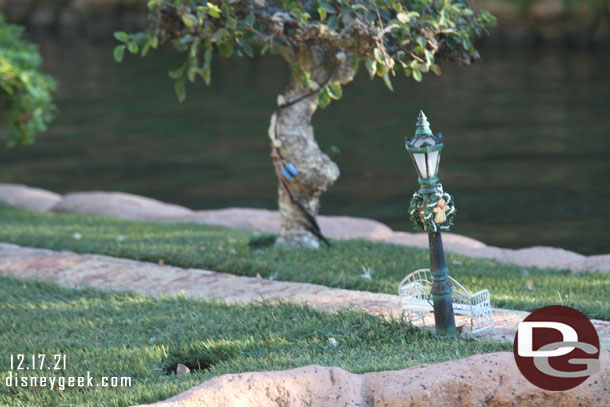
[0,277,509,407]
[1,205,608,321]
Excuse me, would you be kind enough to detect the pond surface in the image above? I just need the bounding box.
[1,38,609,255]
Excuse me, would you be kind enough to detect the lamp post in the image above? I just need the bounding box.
[405,111,457,336]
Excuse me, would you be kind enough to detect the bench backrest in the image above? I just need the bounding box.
[399,269,474,311]
[447,276,472,311]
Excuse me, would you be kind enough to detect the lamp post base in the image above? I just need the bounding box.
[428,231,457,336]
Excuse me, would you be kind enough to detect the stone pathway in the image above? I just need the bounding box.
[1,243,608,348]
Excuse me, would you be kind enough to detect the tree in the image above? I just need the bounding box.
[115,0,495,248]
[0,15,55,147]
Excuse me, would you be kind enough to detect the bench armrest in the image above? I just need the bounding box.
[471,289,490,303]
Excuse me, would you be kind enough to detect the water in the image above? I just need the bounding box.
[1,38,609,255]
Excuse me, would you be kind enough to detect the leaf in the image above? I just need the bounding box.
[113,45,126,62]
[204,48,213,68]
[396,11,419,24]
[373,48,384,63]
[364,58,376,79]
[173,41,188,52]
[207,2,221,18]
[201,68,211,85]
[113,31,129,43]
[218,42,234,58]
[127,41,139,54]
[182,14,198,28]
[179,34,194,44]
[301,72,315,89]
[244,12,255,27]
[190,41,198,58]
[375,61,387,77]
[168,63,186,79]
[383,73,394,91]
[318,7,327,21]
[226,16,237,28]
[424,49,434,65]
[134,32,149,45]
[412,69,422,82]
[318,88,331,108]
[149,35,159,49]
[141,42,150,57]
[462,9,474,17]
[175,79,186,103]
[261,42,271,55]
[430,64,442,76]
[349,57,359,71]
[221,3,231,18]
[327,16,338,30]
[202,48,213,85]
[328,83,342,100]
[187,66,197,83]
[240,39,254,57]
[318,0,336,13]
[396,12,409,24]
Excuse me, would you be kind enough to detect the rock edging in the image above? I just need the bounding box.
[133,351,610,407]
[1,184,608,273]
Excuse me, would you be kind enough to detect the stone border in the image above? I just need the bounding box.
[133,352,610,407]
[1,184,608,273]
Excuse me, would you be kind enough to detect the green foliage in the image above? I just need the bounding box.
[1,205,608,321]
[115,0,495,104]
[0,277,509,406]
[0,15,55,147]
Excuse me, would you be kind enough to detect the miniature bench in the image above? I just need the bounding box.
[398,269,495,334]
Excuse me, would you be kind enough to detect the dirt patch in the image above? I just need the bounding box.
[163,342,240,376]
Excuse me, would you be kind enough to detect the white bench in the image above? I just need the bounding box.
[398,269,495,334]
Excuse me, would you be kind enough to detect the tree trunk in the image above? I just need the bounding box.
[269,57,355,249]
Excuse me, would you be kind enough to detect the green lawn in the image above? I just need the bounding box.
[0,277,509,407]
[1,206,608,320]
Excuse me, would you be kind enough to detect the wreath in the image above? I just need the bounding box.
[408,184,456,232]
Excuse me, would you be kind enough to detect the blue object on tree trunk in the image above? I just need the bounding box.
[281,167,293,180]
[285,162,298,176]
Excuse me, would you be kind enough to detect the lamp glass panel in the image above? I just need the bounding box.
[434,150,442,177]
[427,150,440,178]
[413,136,437,148]
[413,153,428,178]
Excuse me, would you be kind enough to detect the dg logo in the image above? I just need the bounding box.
[513,305,601,391]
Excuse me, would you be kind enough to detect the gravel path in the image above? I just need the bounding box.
[1,243,608,348]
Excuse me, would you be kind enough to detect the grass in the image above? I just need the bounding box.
[0,277,510,407]
[1,205,608,320]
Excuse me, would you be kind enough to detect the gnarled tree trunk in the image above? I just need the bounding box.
[269,50,356,249]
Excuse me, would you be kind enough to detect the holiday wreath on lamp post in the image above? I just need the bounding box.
[408,184,456,233]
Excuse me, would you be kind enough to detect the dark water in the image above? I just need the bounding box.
[1,38,609,255]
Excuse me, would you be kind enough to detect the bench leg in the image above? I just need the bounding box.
[402,310,427,327]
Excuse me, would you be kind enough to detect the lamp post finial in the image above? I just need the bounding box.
[416,110,433,137]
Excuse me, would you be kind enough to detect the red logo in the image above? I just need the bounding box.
[513,305,600,391]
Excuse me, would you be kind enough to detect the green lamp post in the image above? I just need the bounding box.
[405,111,457,336]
